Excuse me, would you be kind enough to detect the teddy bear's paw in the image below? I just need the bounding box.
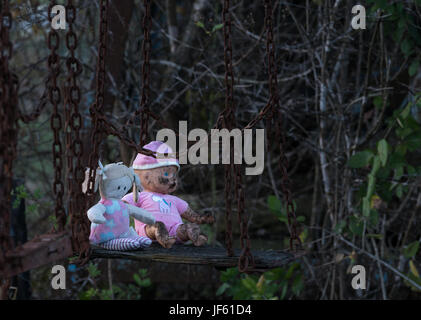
[192,234,208,247]
[157,236,176,249]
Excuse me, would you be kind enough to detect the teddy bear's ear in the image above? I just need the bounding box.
[81,167,100,193]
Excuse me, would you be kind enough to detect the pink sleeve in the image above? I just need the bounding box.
[174,196,189,214]
[137,192,148,206]
[122,192,135,206]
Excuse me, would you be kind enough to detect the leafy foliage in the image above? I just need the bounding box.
[79,265,151,300]
[217,263,304,300]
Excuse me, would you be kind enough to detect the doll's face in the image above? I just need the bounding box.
[103,175,132,199]
[136,166,178,194]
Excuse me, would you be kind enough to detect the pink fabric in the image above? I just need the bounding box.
[89,199,131,244]
[132,141,179,170]
[122,191,188,239]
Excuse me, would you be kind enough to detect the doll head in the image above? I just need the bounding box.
[82,161,141,199]
[132,141,180,195]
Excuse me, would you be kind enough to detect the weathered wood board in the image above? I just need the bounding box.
[1,237,300,278]
[0,231,73,278]
[91,243,298,271]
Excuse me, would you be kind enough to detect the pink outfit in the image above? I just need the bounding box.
[132,141,180,171]
[122,191,188,240]
[89,198,151,249]
[89,199,131,244]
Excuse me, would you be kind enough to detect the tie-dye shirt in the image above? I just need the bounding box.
[89,198,130,244]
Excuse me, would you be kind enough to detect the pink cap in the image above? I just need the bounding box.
[132,141,180,171]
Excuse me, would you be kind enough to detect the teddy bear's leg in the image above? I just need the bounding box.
[145,221,176,249]
[176,223,208,246]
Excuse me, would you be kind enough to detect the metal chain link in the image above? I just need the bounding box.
[0,0,300,275]
[86,0,109,196]
[222,0,234,258]
[47,2,66,231]
[65,0,90,263]
[222,0,254,271]
[138,0,151,147]
[264,0,301,250]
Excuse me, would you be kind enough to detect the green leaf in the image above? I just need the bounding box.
[373,155,381,172]
[140,279,151,287]
[408,165,416,176]
[296,215,306,222]
[366,233,383,239]
[373,96,383,109]
[389,152,406,169]
[280,282,288,300]
[394,165,404,181]
[362,197,371,217]
[220,267,238,282]
[403,241,419,259]
[216,283,230,296]
[267,195,281,212]
[396,184,403,199]
[285,263,298,279]
[401,103,412,119]
[409,60,420,77]
[87,263,101,278]
[241,277,257,292]
[334,220,347,234]
[133,273,142,286]
[349,216,364,236]
[195,21,205,29]
[291,274,304,296]
[405,272,421,292]
[406,132,421,151]
[348,150,374,168]
[368,209,379,226]
[211,23,224,33]
[401,38,412,57]
[377,139,389,167]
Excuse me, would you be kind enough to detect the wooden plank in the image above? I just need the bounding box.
[1,235,301,277]
[91,243,298,271]
[0,231,73,278]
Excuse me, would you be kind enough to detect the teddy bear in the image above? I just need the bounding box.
[82,161,156,251]
[122,141,215,249]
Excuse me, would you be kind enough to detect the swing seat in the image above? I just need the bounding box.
[91,242,299,271]
[0,231,301,278]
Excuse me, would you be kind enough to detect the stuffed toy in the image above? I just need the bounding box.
[122,141,215,249]
[82,161,156,251]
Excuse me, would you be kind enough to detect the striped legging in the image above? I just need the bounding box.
[99,237,152,251]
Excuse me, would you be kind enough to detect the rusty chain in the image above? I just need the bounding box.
[235,162,254,272]
[86,0,109,196]
[222,0,234,258]
[47,2,66,231]
[138,0,151,147]
[222,0,254,271]
[0,1,300,277]
[64,0,91,263]
[264,0,301,251]
[0,0,19,298]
